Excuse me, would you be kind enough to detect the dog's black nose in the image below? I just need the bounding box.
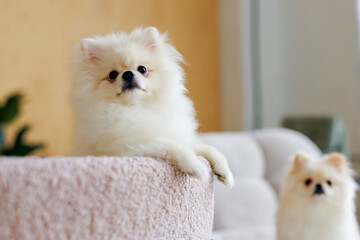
[122,71,134,82]
[314,184,325,195]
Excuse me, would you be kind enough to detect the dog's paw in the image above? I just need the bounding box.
[212,156,234,187]
[189,160,210,181]
[177,155,210,181]
[215,169,234,188]
[195,144,234,187]
[145,138,211,182]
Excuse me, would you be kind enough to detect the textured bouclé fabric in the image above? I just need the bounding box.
[0,156,214,240]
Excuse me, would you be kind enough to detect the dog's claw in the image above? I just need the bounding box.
[215,171,234,188]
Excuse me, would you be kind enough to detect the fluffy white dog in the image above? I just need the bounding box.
[277,152,359,240]
[71,27,233,187]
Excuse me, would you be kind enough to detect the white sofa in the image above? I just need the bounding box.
[0,128,320,240]
[200,128,321,240]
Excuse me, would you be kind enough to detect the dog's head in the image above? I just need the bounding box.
[283,152,356,205]
[72,27,185,106]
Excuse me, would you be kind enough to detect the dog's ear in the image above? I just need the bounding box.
[290,152,309,174]
[142,27,161,52]
[80,38,102,61]
[325,152,347,173]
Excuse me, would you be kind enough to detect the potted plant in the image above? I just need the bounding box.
[0,93,44,156]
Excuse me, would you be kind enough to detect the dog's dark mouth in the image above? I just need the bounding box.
[122,82,140,92]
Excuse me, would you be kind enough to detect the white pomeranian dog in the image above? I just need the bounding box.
[277,152,359,240]
[71,27,233,187]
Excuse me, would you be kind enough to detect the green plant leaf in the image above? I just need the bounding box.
[1,125,44,156]
[0,124,4,148]
[0,94,22,124]
[13,125,28,147]
[2,143,44,156]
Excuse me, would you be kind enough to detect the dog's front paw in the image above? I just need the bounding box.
[215,168,234,188]
[189,160,210,181]
[177,154,210,181]
[211,155,234,187]
[194,144,234,187]
[142,138,211,182]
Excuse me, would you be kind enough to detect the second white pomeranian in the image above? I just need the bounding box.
[71,27,233,187]
[277,152,359,240]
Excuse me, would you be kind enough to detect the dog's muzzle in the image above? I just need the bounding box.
[121,71,140,92]
[313,184,325,195]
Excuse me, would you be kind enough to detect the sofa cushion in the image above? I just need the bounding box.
[213,176,278,231]
[200,133,265,178]
[212,225,276,240]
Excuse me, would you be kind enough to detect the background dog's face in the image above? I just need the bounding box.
[285,152,354,205]
[73,27,184,106]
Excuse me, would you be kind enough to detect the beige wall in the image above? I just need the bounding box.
[217,0,245,131]
[0,0,220,156]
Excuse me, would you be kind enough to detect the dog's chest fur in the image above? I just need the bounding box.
[72,98,197,156]
[278,200,358,240]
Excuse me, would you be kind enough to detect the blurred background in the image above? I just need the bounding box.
[0,0,220,156]
[0,0,359,162]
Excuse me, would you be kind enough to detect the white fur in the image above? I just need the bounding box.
[71,27,233,187]
[277,152,359,240]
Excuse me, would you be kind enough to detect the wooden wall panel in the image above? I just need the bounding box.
[0,0,220,155]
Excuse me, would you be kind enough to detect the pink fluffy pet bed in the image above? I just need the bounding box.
[0,156,214,239]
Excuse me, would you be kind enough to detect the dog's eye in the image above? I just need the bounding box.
[137,66,147,74]
[109,70,119,81]
[327,180,332,186]
[305,178,312,186]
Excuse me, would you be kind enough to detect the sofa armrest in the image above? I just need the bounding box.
[0,156,214,240]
